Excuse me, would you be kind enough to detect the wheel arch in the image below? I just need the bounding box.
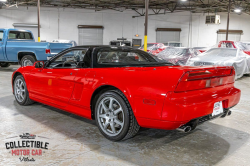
[17,52,37,63]
[90,85,132,120]
[12,72,22,93]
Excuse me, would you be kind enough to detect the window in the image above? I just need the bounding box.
[48,49,90,68]
[205,48,237,57]
[8,31,33,40]
[220,42,234,48]
[94,48,172,68]
[0,31,3,41]
[97,51,148,64]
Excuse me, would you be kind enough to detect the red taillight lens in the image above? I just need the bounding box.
[175,68,235,93]
[45,49,51,54]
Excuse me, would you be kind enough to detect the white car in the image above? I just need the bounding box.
[186,48,250,79]
[52,39,77,47]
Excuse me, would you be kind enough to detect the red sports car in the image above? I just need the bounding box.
[218,40,250,55]
[12,46,241,141]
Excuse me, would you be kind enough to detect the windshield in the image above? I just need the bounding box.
[220,42,234,48]
[95,48,173,67]
[168,43,181,47]
[204,48,237,57]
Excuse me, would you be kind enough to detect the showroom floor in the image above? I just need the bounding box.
[0,66,250,166]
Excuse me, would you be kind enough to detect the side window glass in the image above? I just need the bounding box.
[9,32,16,39]
[0,31,3,41]
[48,50,88,68]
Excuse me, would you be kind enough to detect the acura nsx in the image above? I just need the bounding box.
[12,46,241,141]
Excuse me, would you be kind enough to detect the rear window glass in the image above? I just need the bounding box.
[8,31,33,40]
[205,48,237,57]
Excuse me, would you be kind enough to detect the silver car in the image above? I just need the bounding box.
[186,48,250,79]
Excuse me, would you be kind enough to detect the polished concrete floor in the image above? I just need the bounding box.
[0,66,250,166]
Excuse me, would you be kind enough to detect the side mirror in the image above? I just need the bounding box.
[78,61,85,67]
[34,61,44,68]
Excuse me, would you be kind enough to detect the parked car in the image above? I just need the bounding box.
[164,41,182,47]
[19,133,36,139]
[0,29,72,67]
[157,47,201,65]
[186,48,250,79]
[242,42,250,49]
[110,40,131,46]
[12,46,240,141]
[193,47,208,53]
[218,40,250,55]
[140,43,165,55]
[52,39,77,47]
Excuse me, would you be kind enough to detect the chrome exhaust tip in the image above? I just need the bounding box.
[221,109,232,118]
[176,126,192,133]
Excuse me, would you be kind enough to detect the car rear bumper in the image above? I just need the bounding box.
[136,107,234,130]
[136,84,241,130]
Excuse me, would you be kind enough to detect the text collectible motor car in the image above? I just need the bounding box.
[12,46,241,141]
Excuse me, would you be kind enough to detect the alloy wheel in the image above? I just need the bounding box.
[14,78,26,102]
[97,96,125,136]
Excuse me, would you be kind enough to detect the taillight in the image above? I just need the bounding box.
[45,49,51,54]
[175,68,235,92]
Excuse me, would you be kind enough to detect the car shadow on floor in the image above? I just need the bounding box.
[0,66,19,72]
[2,95,249,166]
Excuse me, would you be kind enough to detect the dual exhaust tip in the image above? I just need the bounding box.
[176,126,192,133]
[177,109,232,133]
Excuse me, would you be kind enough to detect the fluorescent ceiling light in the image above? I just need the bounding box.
[234,8,241,13]
[0,0,7,2]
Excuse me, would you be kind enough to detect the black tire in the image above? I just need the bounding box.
[95,89,140,141]
[0,62,10,68]
[20,55,36,67]
[14,75,34,106]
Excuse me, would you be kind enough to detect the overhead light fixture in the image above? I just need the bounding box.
[180,0,187,1]
[234,8,241,13]
[0,0,7,2]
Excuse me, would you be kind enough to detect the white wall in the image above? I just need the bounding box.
[0,6,250,47]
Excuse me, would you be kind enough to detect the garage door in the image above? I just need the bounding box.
[13,23,38,42]
[156,28,181,44]
[78,25,103,45]
[217,29,242,42]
